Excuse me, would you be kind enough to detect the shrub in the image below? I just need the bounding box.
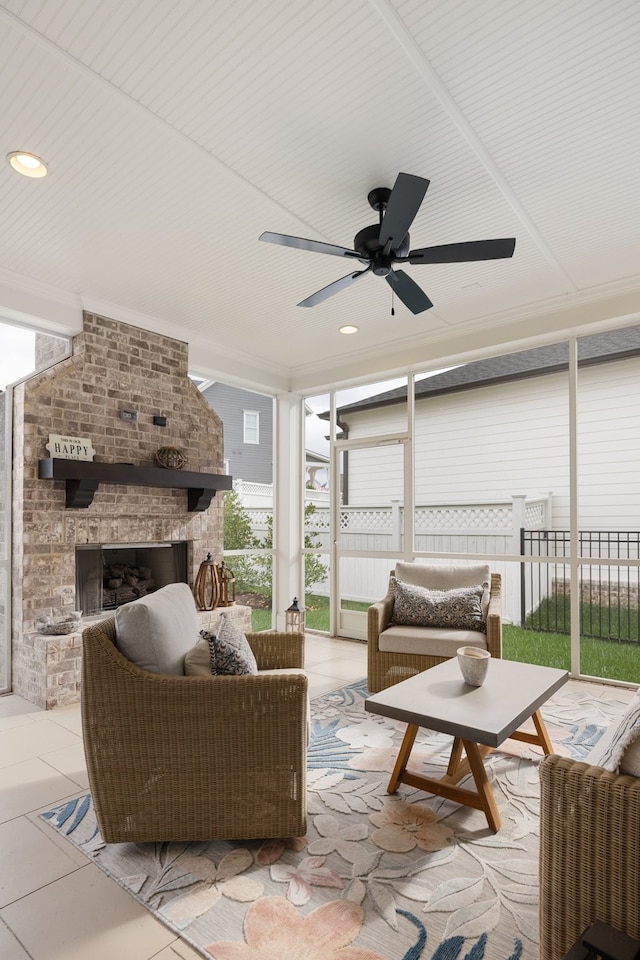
[252,503,328,594]
[222,488,259,592]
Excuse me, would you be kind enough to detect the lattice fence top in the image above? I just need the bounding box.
[414,505,512,531]
[246,510,271,527]
[233,480,272,496]
[525,503,546,527]
[243,496,551,538]
[303,502,522,533]
[308,512,331,532]
[339,508,392,532]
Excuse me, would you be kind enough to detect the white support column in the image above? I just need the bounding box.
[273,392,304,631]
[390,499,402,551]
[511,494,527,554]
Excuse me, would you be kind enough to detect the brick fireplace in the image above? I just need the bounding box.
[11,312,249,707]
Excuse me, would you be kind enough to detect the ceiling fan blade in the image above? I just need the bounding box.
[298,266,371,307]
[386,269,433,314]
[259,231,362,260]
[379,173,430,249]
[407,237,516,264]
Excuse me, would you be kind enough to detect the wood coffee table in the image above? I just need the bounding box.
[365,657,568,832]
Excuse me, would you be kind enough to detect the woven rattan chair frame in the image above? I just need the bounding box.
[539,754,640,960]
[367,571,502,693]
[81,618,308,843]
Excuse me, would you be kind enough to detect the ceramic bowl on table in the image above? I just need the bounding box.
[457,645,491,686]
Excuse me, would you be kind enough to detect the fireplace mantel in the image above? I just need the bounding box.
[38,458,232,511]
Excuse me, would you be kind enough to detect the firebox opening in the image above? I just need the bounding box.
[76,542,189,616]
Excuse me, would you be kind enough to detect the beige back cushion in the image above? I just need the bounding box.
[394,561,490,591]
[115,582,200,675]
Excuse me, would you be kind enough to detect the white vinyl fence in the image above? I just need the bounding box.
[232,480,552,623]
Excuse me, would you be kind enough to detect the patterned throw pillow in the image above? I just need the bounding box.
[391,578,486,632]
[200,615,258,676]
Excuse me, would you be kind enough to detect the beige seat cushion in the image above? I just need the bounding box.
[183,647,310,739]
[378,624,488,658]
[184,642,307,684]
[115,582,200,675]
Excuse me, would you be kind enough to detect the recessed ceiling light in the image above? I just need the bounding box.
[7,151,48,178]
[339,325,359,335]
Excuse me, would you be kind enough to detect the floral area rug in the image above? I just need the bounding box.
[39,678,630,960]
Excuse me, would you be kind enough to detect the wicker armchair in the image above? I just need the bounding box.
[539,754,640,960]
[81,618,308,844]
[368,566,502,693]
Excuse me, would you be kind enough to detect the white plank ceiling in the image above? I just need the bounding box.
[1,0,639,392]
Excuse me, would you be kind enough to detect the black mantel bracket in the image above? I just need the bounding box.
[38,458,232,511]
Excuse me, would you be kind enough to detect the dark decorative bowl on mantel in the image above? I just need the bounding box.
[154,446,186,470]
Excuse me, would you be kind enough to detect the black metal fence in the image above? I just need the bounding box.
[520,529,640,642]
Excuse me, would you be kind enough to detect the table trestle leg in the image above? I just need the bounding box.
[509,709,555,755]
[385,728,502,832]
[387,723,419,793]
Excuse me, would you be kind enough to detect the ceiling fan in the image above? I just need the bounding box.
[259,172,516,314]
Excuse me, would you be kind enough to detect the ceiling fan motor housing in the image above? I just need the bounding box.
[353,223,410,275]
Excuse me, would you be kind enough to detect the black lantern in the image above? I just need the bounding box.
[285,597,305,633]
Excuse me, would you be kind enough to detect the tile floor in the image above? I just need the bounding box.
[0,638,632,959]
[0,633,368,960]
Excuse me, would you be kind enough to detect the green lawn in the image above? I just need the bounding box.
[503,623,640,683]
[528,595,640,642]
[248,593,368,633]
[246,593,640,684]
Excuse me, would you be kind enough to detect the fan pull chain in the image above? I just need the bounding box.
[391,290,395,316]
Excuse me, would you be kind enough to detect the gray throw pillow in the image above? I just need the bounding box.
[201,615,258,675]
[391,578,485,632]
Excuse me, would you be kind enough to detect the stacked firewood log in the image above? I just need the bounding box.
[102,563,156,608]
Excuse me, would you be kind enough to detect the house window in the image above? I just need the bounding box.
[243,411,259,444]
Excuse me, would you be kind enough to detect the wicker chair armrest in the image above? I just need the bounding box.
[486,572,502,659]
[539,753,640,960]
[246,631,305,670]
[540,752,640,824]
[82,627,308,772]
[368,594,394,649]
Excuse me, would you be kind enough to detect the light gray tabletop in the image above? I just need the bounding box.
[365,657,568,748]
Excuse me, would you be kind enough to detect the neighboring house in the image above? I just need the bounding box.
[199,382,274,484]
[304,400,331,492]
[305,449,330,491]
[309,327,640,620]
[320,326,640,533]
[197,380,331,492]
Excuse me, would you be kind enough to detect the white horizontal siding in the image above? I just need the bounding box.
[577,358,640,525]
[414,373,571,521]
[344,437,405,505]
[344,356,640,534]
